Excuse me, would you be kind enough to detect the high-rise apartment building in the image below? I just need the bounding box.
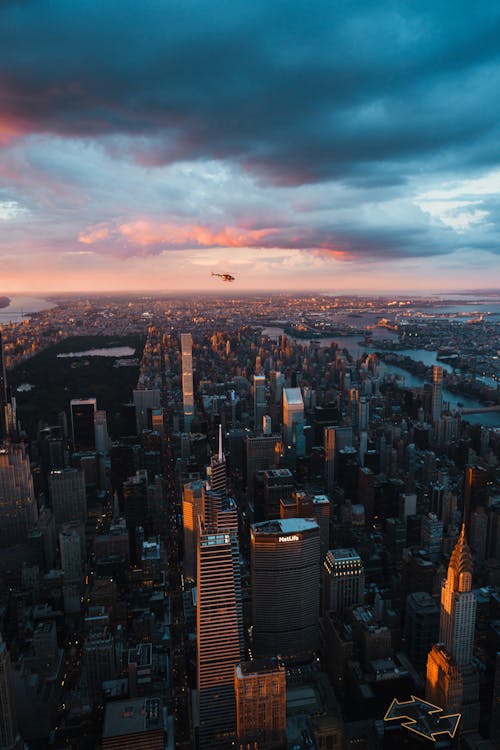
[181,333,195,432]
[426,524,479,731]
[70,398,97,452]
[251,518,320,660]
[253,375,266,431]
[322,548,365,616]
[234,658,286,750]
[0,635,17,750]
[197,520,244,749]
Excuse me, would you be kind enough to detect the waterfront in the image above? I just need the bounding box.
[0,295,56,323]
[262,327,500,428]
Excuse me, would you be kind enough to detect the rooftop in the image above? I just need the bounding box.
[253,518,319,535]
[327,548,363,563]
[102,697,164,738]
[284,387,304,406]
[236,657,284,677]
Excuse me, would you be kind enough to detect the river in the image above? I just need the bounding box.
[0,296,56,323]
[261,327,500,428]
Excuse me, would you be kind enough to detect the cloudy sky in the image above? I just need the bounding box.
[1,0,500,294]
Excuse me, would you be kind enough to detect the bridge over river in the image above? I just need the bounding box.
[458,405,500,415]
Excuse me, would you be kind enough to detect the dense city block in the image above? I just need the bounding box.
[0,293,499,749]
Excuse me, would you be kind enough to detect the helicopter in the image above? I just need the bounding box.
[211,272,235,282]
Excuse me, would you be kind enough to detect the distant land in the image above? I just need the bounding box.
[0,296,11,309]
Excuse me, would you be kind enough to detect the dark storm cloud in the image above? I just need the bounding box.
[2,0,500,185]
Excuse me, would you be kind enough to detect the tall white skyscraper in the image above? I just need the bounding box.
[181,333,195,432]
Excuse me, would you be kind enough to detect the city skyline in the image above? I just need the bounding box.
[1,1,500,294]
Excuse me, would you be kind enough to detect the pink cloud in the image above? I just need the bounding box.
[75,219,362,262]
[78,224,111,244]
[80,219,281,250]
[0,114,29,146]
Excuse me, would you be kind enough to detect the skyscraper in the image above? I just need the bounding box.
[245,432,282,499]
[48,467,87,528]
[324,426,336,493]
[84,627,119,704]
[70,397,97,452]
[405,592,439,672]
[322,548,365,616]
[282,387,304,447]
[0,634,17,750]
[207,424,227,499]
[182,479,205,581]
[426,524,479,731]
[432,365,443,424]
[94,410,110,454]
[324,425,352,493]
[0,442,37,546]
[197,519,244,749]
[420,512,444,563]
[251,518,320,660]
[463,464,489,528]
[253,374,266,430]
[181,333,194,432]
[59,522,85,582]
[132,388,161,434]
